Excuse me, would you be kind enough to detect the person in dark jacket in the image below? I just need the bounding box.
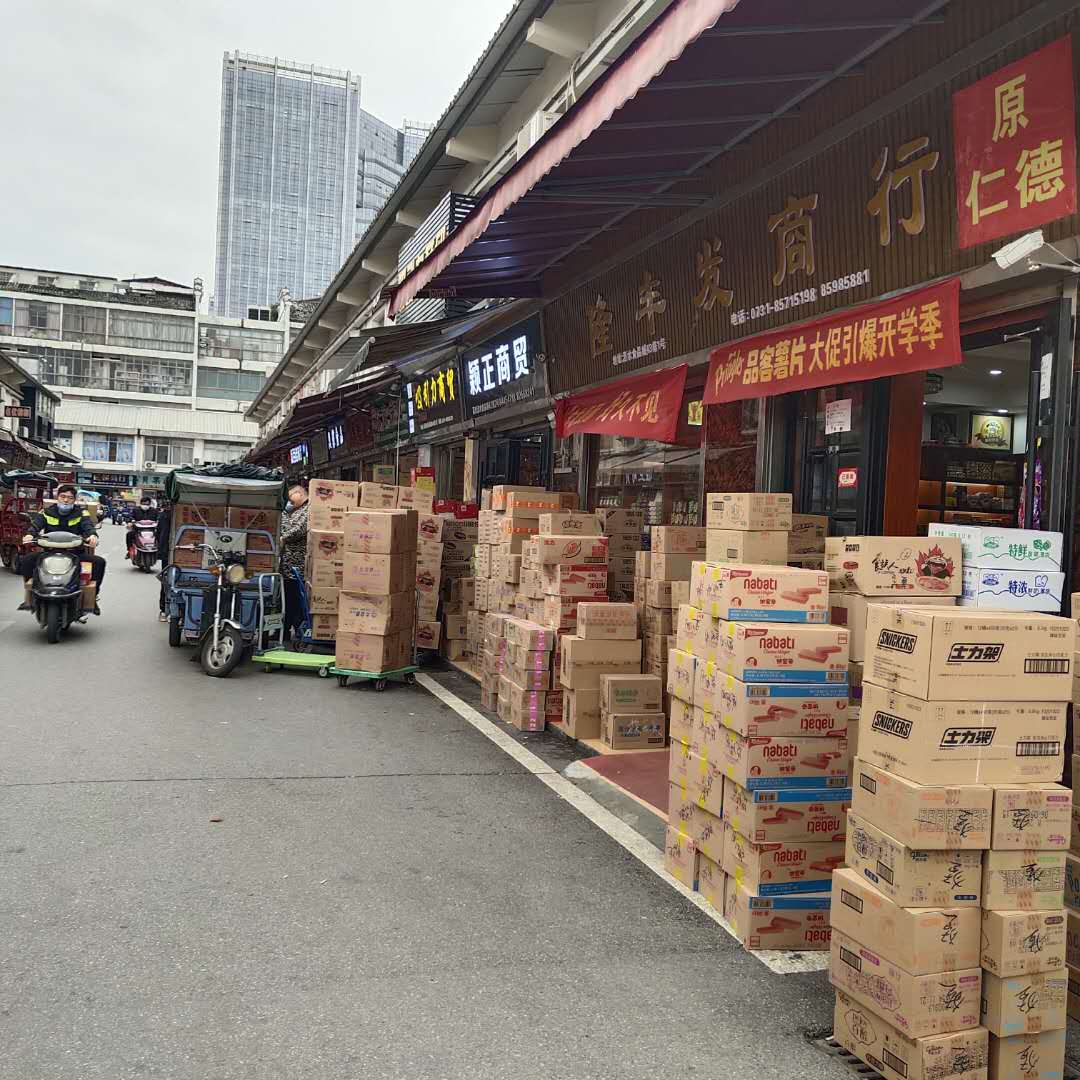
[18,484,105,613]
[156,501,174,622]
[126,497,159,557]
[279,484,309,645]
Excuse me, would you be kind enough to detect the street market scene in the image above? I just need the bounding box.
[8,0,1080,1077]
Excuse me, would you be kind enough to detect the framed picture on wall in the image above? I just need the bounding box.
[928,410,962,444]
[970,413,1012,450]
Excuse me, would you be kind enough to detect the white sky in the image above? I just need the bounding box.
[1,0,513,288]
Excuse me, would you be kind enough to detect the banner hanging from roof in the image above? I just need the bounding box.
[555,363,688,442]
[703,279,961,405]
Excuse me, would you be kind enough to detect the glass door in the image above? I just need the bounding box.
[478,430,551,489]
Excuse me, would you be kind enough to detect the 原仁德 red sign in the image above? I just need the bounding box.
[954,36,1077,250]
[704,279,961,405]
[555,363,688,442]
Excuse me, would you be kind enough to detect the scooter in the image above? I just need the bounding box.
[129,519,159,572]
[26,532,93,643]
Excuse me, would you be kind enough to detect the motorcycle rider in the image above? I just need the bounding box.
[126,496,159,560]
[17,484,106,614]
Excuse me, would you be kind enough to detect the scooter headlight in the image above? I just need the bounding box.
[41,555,73,575]
[226,563,246,585]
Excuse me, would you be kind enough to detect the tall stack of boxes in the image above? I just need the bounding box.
[305,479,358,641]
[599,508,644,603]
[833,593,1075,1080]
[498,616,557,731]
[643,526,703,699]
[929,523,1065,614]
[787,513,828,571]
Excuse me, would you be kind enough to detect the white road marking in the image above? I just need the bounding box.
[0,619,14,635]
[416,673,828,976]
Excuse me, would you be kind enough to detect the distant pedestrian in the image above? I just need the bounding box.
[280,484,309,646]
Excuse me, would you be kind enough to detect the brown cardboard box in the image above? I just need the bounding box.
[669,697,693,742]
[981,910,1067,977]
[724,823,844,894]
[991,785,1071,850]
[832,990,989,1080]
[829,926,983,1038]
[600,673,662,714]
[844,810,983,907]
[830,593,957,662]
[170,544,203,569]
[706,492,793,531]
[666,648,696,704]
[306,585,339,614]
[415,621,440,649]
[726,883,832,951]
[981,970,1067,1036]
[596,508,645,534]
[396,486,435,514]
[559,636,641,690]
[497,522,540,550]
[723,781,849,844]
[503,661,550,691]
[651,526,706,554]
[310,479,359,506]
[310,614,338,639]
[337,591,414,635]
[538,594,578,630]
[864,606,1074,702]
[649,552,696,580]
[645,579,691,608]
[690,562,829,623]
[721,727,850,790]
[981,850,1066,911]
[851,759,993,849]
[175,502,227,528]
[577,602,637,640]
[445,639,473,663]
[685,750,725,817]
[359,482,398,509]
[826,535,963,596]
[440,518,478,543]
[416,513,442,543]
[503,491,561,516]
[306,530,345,587]
[641,607,673,637]
[561,688,601,739]
[1066,852,1080,910]
[664,826,696,888]
[831,868,980,973]
[334,630,411,673]
[246,531,275,552]
[341,551,415,595]
[502,617,556,652]
[227,506,281,531]
[988,1029,1065,1080]
[537,535,609,565]
[504,643,551,671]
[245,553,275,575]
[537,512,600,536]
[696,850,725,911]
[859,682,1067,786]
[705,529,788,566]
[701,671,849,737]
[490,485,547,511]
[444,613,469,640]
[600,710,665,749]
[308,503,349,531]
[541,566,607,598]
[675,604,721,663]
[342,509,418,554]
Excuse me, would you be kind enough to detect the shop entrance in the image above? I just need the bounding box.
[478,431,550,489]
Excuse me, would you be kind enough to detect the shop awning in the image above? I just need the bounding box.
[555,364,689,443]
[703,279,962,404]
[389,0,950,314]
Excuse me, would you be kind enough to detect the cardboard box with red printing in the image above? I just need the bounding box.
[723,781,849,844]
[396,486,435,514]
[576,602,636,640]
[334,629,411,673]
[502,617,556,653]
[306,585,339,614]
[541,565,607,598]
[416,514,442,543]
[503,491,561,516]
[311,614,338,639]
[415,621,440,650]
[726,883,832,951]
[358,482,397,509]
[826,535,963,596]
[724,823,844,894]
[245,553,275,575]
[227,506,281,531]
[981,910,1066,977]
[175,502,227,528]
[337,591,414,635]
[342,551,416,595]
[706,492,793,531]
[713,621,850,684]
[504,643,551,672]
[490,485,546,511]
[721,728,849,790]
[690,562,829,623]
[706,529,788,566]
[342,509,418,554]
[537,535,609,565]
[705,672,849,737]
[306,531,345,588]
[310,478,358,505]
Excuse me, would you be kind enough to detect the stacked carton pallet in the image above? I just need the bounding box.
[929,523,1066,614]
[665,494,852,950]
[598,508,644,603]
[832,588,1075,1080]
[704,492,790,567]
[498,616,559,731]
[600,670,665,750]
[304,479,357,640]
[643,526,703,696]
[336,507,417,672]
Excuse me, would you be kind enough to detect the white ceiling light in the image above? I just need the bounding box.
[996,408,1008,414]
[988,368,1003,376]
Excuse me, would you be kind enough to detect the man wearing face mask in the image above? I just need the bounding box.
[279,483,309,647]
[17,484,106,614]
[125,496,159,560]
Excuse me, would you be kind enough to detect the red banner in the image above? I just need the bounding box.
[954,36,1077,250]
[704,279,961,405]
[555,363,688,442]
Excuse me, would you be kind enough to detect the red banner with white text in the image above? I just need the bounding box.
[555,363,688,442]
[704,279,961,405]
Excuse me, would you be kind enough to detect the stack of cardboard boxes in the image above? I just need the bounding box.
[787,513,828,571]
[833,599,1075,1080]
[929,523,1066,614]
[600,671,665,750]
[167,498,281,587]
[599,508,644,603]
[498,616,558,731]
[305,479,357,640]
[704,492,791,567]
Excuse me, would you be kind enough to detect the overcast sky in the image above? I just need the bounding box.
[1,0,513,290]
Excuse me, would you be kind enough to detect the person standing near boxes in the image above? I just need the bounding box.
[279,484,309,648]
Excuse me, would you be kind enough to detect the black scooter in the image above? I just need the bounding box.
[27,531,92,643]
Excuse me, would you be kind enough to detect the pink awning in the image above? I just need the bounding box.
[389,0,741,316]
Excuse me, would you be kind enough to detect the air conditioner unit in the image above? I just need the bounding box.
[192,458,201,466]
[516,109,559,159]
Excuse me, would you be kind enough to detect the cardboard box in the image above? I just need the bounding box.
[721,728,849,790]
[716,621,850,684]
[310,478,358,507]
[606,536,641,559]
[415,621,440,649]
[308,503,349,531]
[685,749,725,817]
[928,523,1064,572]
[342,509,417,554]
[504,643,552,671]
[596,508,645,534]
[561,688,601,739]
[982,850,1066,911]
[358,482,398,509]
[502,491,561,515]
[864,606,1074,702]
[1066,852,1080,910]
[600,674,662,714]
[444,613,469,640]
[306,585,339,614]
[337,591,413,635]
[245,552,276,574]
[503,661,551,691]
[690,562,829,623]
[440,518,478,543]
[722,781,850,843]
[829,926,983,1038]
[559,636,641,690]
[844,810,983,907]
[490,485,547,511]
[726,883,832,950]
[960,567,1065,613]
[980,970,1067,1036]
[577,602,637,640]
[724,824,844,894]
[537,512,600,536]
[245,530,275,552]
[539,594,578,631]
[666,648,696,704]
[831,868,981,974]
[987,1029,1066,1080]
[851,760,993,849]
[341,551,415,595]
[830,593,957,662]
[696,850,725,912]
[502,617,556,653]
[651,526,706,555]
[832,990,989,1080]
[649,552,697,581]
[826,535,963,596]
[706,492,793,531]
[175,502,227,528]
[705,673,849,737]
[706,529,788,566]
[600,710,665,749]
[981,910,1067,977]
[541,566,608,598]
[334,630,411,673]
[859,683,1067,786]
[416,514,442,543]
[669,697,693,742]
[641,607,673,637]
[227,506,280,531]
[991,785,1071,850]
[664,826,697,888]
[396,486,435,514]
[645,579,691,609]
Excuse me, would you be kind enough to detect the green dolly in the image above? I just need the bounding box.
[253,647,418,691]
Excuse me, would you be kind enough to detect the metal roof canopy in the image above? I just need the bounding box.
[389,0,951,312]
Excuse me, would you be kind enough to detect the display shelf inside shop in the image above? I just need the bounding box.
[916,445,1022,529]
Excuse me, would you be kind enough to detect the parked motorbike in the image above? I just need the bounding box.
[179,541,249,677]
[25,532,93,643]
[130,519,159,572]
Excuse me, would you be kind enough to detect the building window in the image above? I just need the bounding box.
[13,298,61,338]
[0,272,12,284]
[196,366,265,400]
[78,280,99,291]
[145,437,194,466]
[29,301,50,329]
[199,324,282,363]
[37,276,56,288]
[53,429,73,452]
[203,442,247,465]
[19,345,192,396]
[247,306,273,321]
[0,297,12,336]
[62,305,107,345]
[107,311,194,352]
[83,432,134,464]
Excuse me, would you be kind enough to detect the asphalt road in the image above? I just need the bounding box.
[0,524,847,1080]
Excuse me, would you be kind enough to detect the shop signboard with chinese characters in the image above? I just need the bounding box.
[406,359,464,437]
[461,316,545,421]
[954,37,1077,249]
[555,364,688,442]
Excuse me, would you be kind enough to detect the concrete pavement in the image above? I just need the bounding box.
[0,524,849,1079]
